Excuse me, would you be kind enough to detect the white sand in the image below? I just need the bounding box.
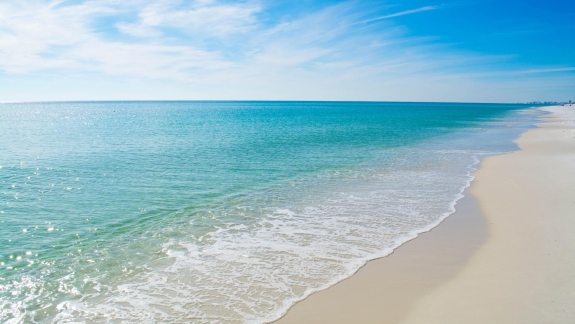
[402,105,575,323]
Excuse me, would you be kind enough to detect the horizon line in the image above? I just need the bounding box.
[0,99,557,105]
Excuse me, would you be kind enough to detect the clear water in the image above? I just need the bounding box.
[0,101,538,323]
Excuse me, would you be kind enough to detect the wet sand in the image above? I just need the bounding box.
[276,105,575,323]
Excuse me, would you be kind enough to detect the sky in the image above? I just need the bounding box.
[0,0,574,102]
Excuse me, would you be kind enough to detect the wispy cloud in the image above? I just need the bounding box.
[0,0,246,77]
[115,0,260,38]
[0,0,438,80]
[357,6,439,24]
[513,67,575,74]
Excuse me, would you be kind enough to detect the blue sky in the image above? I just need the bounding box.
[0,0,573,102]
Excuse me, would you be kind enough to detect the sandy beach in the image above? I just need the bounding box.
[276,105,575,323]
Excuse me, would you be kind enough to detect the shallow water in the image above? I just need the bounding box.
[0,101,538,323]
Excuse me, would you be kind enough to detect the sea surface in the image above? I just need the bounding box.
[0,101,538,323]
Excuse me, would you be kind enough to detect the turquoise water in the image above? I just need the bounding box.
[0,101,538,323]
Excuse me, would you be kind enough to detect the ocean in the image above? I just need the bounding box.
[0,101,538,323]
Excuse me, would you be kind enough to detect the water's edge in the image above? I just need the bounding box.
[265,106,546,324]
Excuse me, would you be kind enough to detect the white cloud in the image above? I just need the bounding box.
[115,0,260,38]
[0,0,241,77]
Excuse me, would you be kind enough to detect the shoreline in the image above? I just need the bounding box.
[274,192,488,324]
[402,105,575,323]
[275,105,575,323]
[269,150,485,324]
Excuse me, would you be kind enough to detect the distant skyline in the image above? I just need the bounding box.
[1,0,574,102]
